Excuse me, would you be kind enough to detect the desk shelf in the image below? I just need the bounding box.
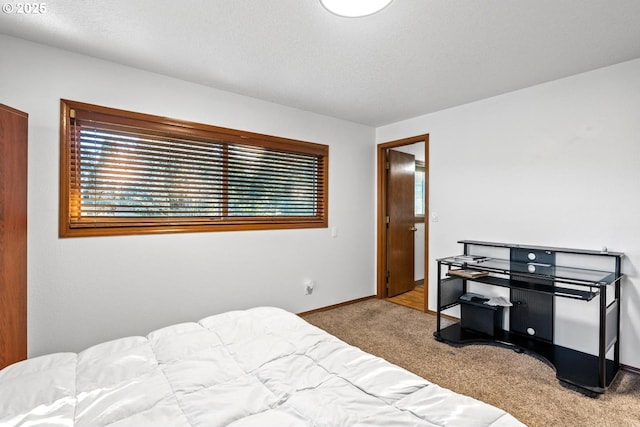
[460,275,598,301]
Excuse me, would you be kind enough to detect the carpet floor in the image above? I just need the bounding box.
[301,298,640,427]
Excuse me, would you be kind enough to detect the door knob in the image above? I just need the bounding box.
[409,226,417,231]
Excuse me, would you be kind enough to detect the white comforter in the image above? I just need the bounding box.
[0,307,525,426]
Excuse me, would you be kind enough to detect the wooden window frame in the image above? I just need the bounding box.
[59,100,329,237]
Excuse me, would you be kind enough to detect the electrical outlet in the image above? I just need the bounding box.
[304,279,315,295]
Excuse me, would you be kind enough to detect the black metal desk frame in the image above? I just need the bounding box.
[434,240,624,396]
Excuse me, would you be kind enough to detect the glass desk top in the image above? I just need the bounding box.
[438,256,621,286]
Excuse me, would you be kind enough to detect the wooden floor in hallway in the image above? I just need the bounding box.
[386,284,424,311]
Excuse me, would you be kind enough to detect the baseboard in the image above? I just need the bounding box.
[621,364,640,376]
[297,295,375,317]
[426,308,459,322]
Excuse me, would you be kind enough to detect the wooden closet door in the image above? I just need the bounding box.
[0,104,28,370]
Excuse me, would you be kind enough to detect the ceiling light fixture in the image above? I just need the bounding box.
[320,0,392,18]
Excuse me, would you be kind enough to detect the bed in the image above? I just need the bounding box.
[0,307,524,426]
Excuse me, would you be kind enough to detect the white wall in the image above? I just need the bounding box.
[377,58,640,369]
[0,35,376,357]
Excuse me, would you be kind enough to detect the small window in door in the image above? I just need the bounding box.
[415,161,425,220]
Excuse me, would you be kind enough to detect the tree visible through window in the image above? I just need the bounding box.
[60,100,328,237]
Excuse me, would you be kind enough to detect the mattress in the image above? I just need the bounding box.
[0,307,525,426]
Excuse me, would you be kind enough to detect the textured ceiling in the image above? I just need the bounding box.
[1,0,640,126]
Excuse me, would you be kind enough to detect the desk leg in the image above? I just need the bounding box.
[436,261,442,334]
[598,285,607,390]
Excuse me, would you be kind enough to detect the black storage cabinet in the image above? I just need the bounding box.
[460,299,503,337]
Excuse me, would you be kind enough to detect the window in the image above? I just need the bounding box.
[59,100,328,237]
[415,161,425,219]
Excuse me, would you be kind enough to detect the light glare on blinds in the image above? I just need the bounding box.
[67,118,325,226]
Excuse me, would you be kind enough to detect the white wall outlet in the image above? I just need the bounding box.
[304,279,315,295]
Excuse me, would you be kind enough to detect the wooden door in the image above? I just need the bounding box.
[0,104,28,369]
[386,149,415,297]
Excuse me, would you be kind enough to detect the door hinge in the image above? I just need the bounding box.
[386,161,390,170]
[386,271,390,284]
[386,216,390,224]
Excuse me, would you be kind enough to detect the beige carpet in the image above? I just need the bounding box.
[301,298,640,427]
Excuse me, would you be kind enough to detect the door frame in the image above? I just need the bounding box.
[376,134,429,312]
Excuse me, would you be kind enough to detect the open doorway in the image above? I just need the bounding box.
[376,134,429,312]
